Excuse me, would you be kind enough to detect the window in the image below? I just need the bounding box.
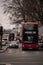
[23,24,38,43]
[24,24,38,31]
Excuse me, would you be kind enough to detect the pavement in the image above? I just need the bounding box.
[0,46,8,53]
[0,63,11,65]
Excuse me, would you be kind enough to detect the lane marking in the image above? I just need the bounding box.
[0,61,43,64]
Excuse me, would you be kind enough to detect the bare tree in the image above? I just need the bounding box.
[3,0,43,24]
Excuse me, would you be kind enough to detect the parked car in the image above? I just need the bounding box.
[9,40,19,48]
[2,40,6,46]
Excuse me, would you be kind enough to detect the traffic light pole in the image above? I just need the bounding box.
[0,35,2,50]
[0,26,3,50]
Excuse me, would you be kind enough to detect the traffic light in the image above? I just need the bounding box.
[0,26,3,50]
[0,26,3,36]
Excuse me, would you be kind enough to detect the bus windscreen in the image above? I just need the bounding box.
[23,24,38,43]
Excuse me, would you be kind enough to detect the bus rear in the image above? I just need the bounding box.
[9,33,14,41]
[22,22,39,50]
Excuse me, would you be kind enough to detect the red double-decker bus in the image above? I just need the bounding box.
[22,22,39,50]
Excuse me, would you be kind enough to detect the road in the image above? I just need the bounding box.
[0,44,43,65]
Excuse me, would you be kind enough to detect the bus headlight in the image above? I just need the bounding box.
[22,45,24,47]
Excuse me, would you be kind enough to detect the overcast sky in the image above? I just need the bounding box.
[0,0,15,30]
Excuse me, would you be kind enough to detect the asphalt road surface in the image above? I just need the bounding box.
[0,44,43,65]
